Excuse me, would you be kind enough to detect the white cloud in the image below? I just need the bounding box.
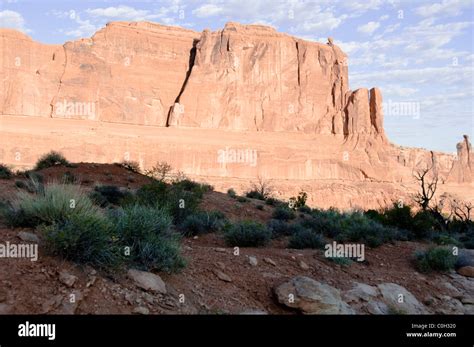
[86,6,149,20]
[379,14,389,21]
[357,21,380,34]
[415,0,472,18]
[193,4,224,18]
[0,10,30,33]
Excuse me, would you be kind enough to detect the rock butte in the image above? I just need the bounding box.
[0,22,472,209]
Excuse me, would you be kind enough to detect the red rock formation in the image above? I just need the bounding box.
[0,22,471,208]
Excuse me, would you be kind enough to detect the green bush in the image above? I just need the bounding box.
[35,151,70,170]
[431,233,461,246]
[288,228,326,249]
[298,205,312,214]
[61,171,77,184]
[4,183,98,227]
[415,247,456,272]
[306,209,343,237]
[237,196,248,203]
[272,206,296,221]
[224,221,272,247]
[0,164,13,179]
[256,204,264,211]
[90,185,131,207]
[111,204,184,272]
[135,181,168,206]
[265,197,280,206]
[227,188,237,198]
[179,210,227,236]
[335,212,397,248]
[245,190,265,200]
[327,257,353,266]
[40,213,121,268]
[382,203,414,231]
[411,210,443,239]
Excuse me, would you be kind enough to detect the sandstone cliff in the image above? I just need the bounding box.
[0,22,471,208]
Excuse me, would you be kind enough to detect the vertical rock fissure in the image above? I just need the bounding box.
[166,38,199,126]
[295,41,300,87]
[49,44,68,118]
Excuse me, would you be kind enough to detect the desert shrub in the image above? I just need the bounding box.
[267,219,296,237]
[35,151,70,170]
[145,161,173,181]
[135,181,168,206]
[111,204,184,272]
[382,203,414,231]
[414,247,456,273]
[298,205,312,214]
[288,228,326,249]
[227,188,237,198]
[246,190,266,200]
[431,233,461,246]
[62,171,77,184]
[117,160,141,173]
[179,210,227,236]
[15,180,27,189]
[265,197,280,206]
[134,181,201,224]
[459,229,474,249]
[307,209,344,237]
[256,205,264,211]
[40,213,121,268]
[90,185,131,207]
[289,191,308,209]
[335,212,397,248]
[364,209,385,224]
[237,196,248,203]
[272,206,296,221]
[224,221,272,247]
[172,179,212,198]
[327,257,353,266]
[4,183,98,228]
[411,210,444,239]
[0,164,13,179]
[166,188,201,225]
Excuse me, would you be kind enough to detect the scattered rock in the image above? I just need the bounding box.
[298,260,310,270]
[461,297,474,305]
[274,276,354,314]
[264,257,277,266]
[214,248,227,253]
[248,256,258,266]
[213,270,232,282]
[86,276,97,288]
[17,231,40,243]
[184,246,193,251]
[59,271,78,288]
[457,266,474,278]
[377,283,427,314]
[343,282,378,303]
[133,306,150,315]
[215,261,226,270]
[127,269,167,294]
[367,301,389,315]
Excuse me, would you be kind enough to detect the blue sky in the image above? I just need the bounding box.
[1,0,473,153]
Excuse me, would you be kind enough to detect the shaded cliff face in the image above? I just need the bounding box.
[0,21,471,208]
[1,21,383,136]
